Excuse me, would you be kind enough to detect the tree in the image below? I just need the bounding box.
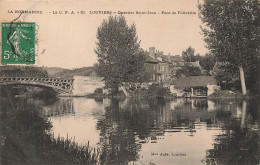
[199,0,260,95]
[137,69,153,84]
[199,53,216,72]
[176,63,202,78]
[212,62,241,90]
[95,16,146,94]
[194,53,216,72]
[182,46,196,62]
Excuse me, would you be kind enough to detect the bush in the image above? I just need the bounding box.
[208,90,242,98]
[147,84,170,98]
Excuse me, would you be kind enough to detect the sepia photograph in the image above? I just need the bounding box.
[0,0,259,164]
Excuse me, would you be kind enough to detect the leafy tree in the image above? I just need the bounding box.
[176,63,202,78]
[195,53,202,61]
[199,0,260,95]
[95,16,146,94]
[137,69,153,84]
[193,53,216,73]
[182,46,196,62]
[199,53,217,72]
[212,62,241,90]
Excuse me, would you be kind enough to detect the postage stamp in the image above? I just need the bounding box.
[1,22,35,65]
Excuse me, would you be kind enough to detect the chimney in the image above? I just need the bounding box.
[149,47,156,59]
[168,53,171,61]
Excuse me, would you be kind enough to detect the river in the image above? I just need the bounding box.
[39,97,259,165]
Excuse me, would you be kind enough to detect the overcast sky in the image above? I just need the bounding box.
[0,0,208,69]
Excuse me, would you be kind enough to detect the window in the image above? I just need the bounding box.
[153,74,156,80]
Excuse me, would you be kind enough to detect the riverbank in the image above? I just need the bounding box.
[207,90,256,99]
[82,88,255,100]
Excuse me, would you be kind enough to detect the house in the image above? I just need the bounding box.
[144,47,172,84]
[144,47,204,85]
[153,49,185,78]
[144,47,186,84]
[170,76,220,97]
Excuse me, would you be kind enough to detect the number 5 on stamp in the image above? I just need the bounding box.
[1,22,35,65]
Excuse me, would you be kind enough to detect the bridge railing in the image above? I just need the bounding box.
[0,77,74,83]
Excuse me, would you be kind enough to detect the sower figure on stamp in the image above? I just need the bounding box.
[7,26,32,60]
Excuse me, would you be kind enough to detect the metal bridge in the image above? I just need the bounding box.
[0,77,74,94]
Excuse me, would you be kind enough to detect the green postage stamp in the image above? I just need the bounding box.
[1,22,35,65]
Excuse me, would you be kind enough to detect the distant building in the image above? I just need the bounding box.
[144,47,172,84]
[144,47,203,84]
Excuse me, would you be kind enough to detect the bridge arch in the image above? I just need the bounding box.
[0,77,74,95]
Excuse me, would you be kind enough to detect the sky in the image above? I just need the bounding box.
[0,0,208,69]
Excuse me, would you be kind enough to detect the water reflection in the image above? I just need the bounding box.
[45,98,105,147]
[43,97,259,165]
[43,98,74,117]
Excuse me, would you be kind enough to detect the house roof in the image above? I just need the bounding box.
[145,55,159,63]
[157,57,172,64]
[174,76,217,88]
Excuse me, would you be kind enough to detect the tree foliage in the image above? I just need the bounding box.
[95,16,146,94]
[182,46,196,62]
[147,83,170,98]
[182,46,216,73]
[199,0,260,93]
[212,62,241,89]
[212,62,239,82]
[198,53,216,72]
[176,63,202,78]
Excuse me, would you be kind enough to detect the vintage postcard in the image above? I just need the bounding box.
[0,0,259,165]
